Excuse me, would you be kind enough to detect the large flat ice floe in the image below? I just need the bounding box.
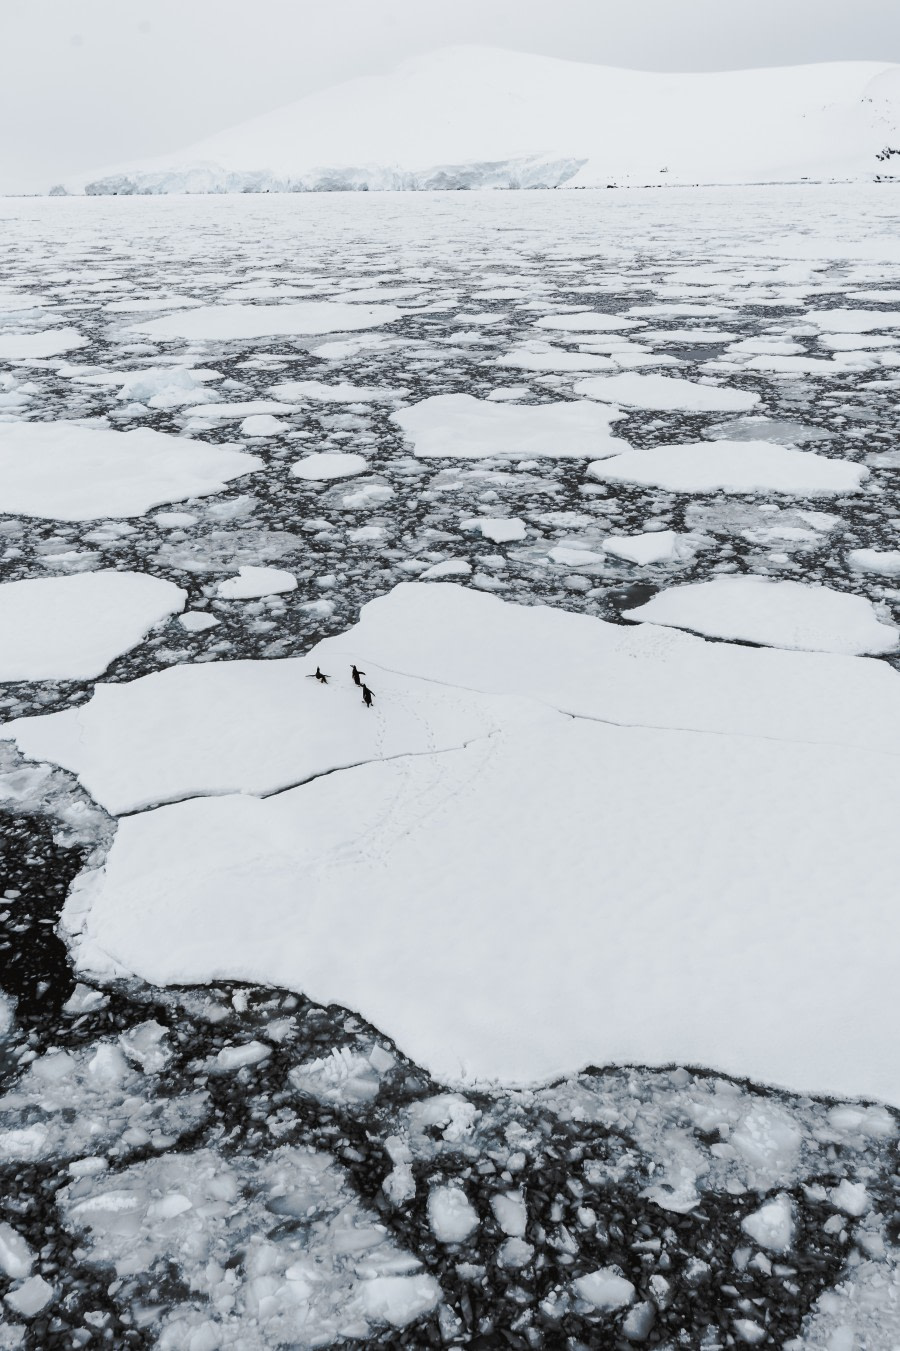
[0,572,186,681]
[576,372,761,412]
[393,393,627,459]
[14,583,900,1106]
[129,302,402,341]
[623,577,899,655]
[587,440,867,496]
[0,328,86,360]
[0,421,262,520]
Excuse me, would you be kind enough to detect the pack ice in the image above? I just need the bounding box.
[11,583,900,1106]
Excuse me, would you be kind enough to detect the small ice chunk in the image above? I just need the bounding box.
[215,1041,271,1070]
[0,1223,34,1280]
[359,1273,441,1328]
[733,1318,767,1345]
[849,548,900,576]
[829,1180,869,1216]
[240,414,288,436]
[741,1195,794,1253]
[214,567,297,599]
[4,1275,54,1317]
[119,1020,171,1074]
[421,559,472,579]
[498,1237,534,1268]
[490,1191,527,1237]
[572,1267,636,1310]
[548,545,604,566]
[178,611,219,632]
[291,452,368,480]
[473,517,526,543]
[603,530,686,565]
[622,1300,656,1341]
[427,1185,479,1243]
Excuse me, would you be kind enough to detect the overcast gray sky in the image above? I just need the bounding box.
[3,0,900,193]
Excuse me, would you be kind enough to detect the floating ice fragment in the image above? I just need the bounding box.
[741,1195,794,1253]
[427,1185,479,1243]
[603,530,690,565]
[178,611,219,632]
[471,517,526,543]
[849,548,900,575]
[3,1275,54,1318]
[420,559,472,578]
[572,1267,635,1310]
[215,1041,271,1070]
[0,1224,34,1280]
[213,566,297,599]
[359,1274,442,1328]
[291,452,368,480]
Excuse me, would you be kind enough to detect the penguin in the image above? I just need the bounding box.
[361,684,374,708]
[351,664,365,687]
[306,666,329,684]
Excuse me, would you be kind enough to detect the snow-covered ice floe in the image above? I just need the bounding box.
[587,440,867,495]
[0,421,262,520]
[213,567,298,600]
[576,371,761,412]
[11,582,900,1106]
[128,302,402,341]
[393,392,627,459]
[0,327,87,360]
[623,577,899,655]
[0,572,186,681]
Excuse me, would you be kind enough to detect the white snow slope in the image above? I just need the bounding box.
[69,47,900,195]
[17,583,900,1106]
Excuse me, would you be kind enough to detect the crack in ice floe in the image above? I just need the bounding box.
[110,727,506,819]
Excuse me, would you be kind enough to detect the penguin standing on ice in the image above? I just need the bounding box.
[351,664,365,687]
[361,683,374,708]
[306,666,329,684]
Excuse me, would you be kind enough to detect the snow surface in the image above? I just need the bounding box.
[0,421,261,520]
[69,47,900,195]
[25,583,900,1105]
[0,654,527,813]
[393,393,626,459]
[129,302,402,341]
[0,572,186,681]
[576,372,761,412]
[587,440,867,496]
[623,577,898,655]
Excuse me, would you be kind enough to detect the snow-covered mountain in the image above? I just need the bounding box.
[71,46,900,195]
